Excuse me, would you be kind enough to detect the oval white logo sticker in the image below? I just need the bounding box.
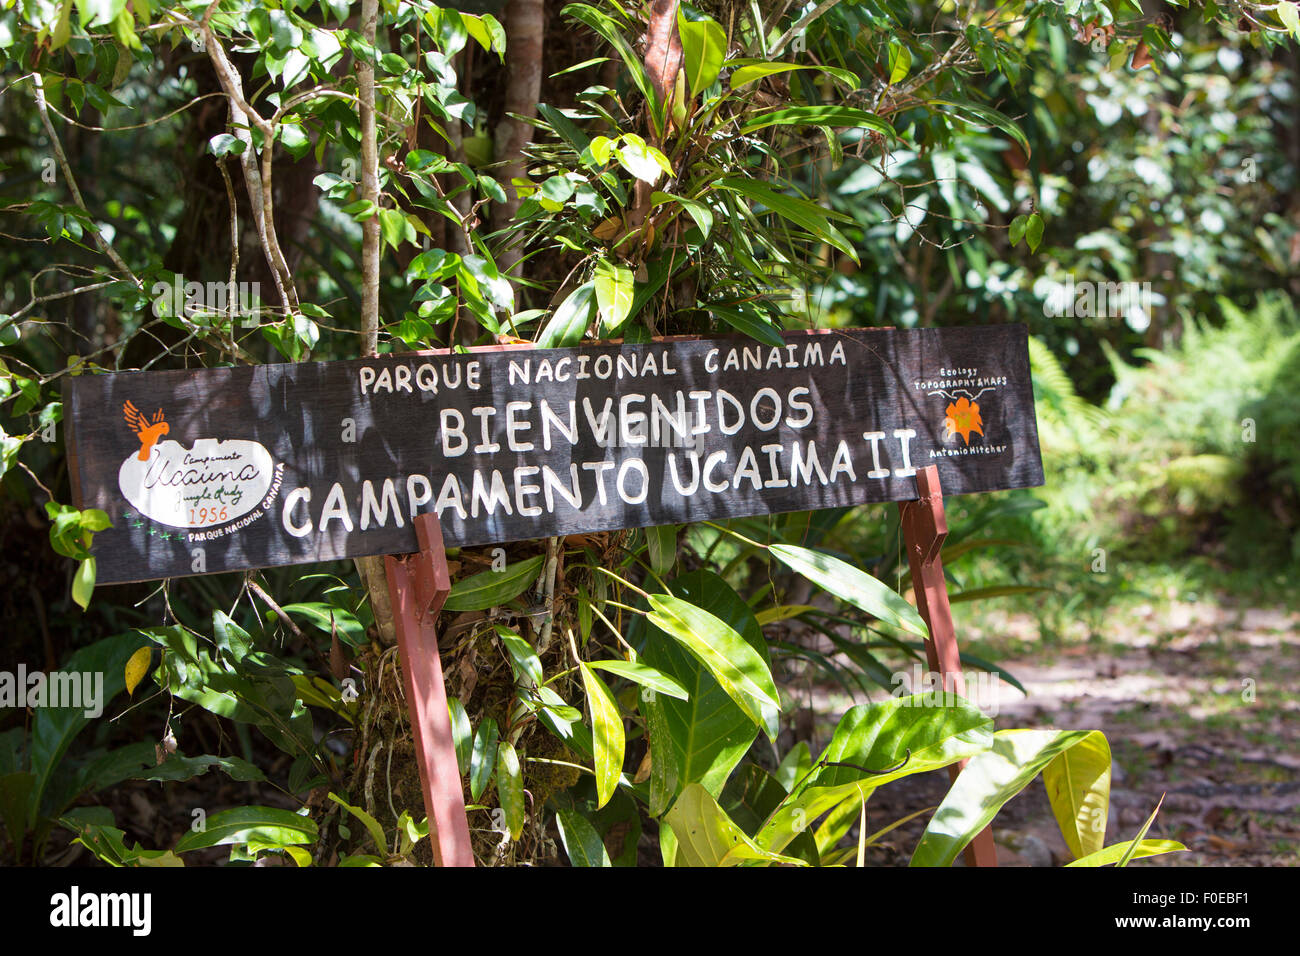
[118,438,275,529]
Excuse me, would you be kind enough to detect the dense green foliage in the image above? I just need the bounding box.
[1,0,1295,867]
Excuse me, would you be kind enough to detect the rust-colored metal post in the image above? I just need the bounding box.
[384,513,474,867]
[897,465,998,868]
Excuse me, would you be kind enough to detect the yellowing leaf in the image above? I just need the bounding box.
[578,660,624,808]
[124,646,151,696]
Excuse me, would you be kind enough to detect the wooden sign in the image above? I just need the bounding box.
[64,326,1043,584]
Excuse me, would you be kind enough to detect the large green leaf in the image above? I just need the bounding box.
[768,543,928,638]
[174,806,317,854]
[496,741,525,839]
[1043,729,1110,860]
[721,763,819,865]
[536,282,595,349]
[280,602,367,647]
[643,686,678,817]
[707,303,785,347]
[444,555,543,611]
[594,258,635,334]
[644,523,678,574]
[666,783,807,867]
[757,695,992,854]
[647,593,779,731]
[638,571,768,797]
[555,808,611,866]
[578,661,624,808]
[588,660,688,700]
[910,729,1094,867]
[469,717,499,802]
[677,12,725,95]
[29,633,137,819]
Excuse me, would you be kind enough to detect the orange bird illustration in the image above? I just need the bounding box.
[123,400,169,461]
[944,397,984,446]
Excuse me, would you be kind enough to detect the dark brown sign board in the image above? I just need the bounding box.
[64,326,1043,585]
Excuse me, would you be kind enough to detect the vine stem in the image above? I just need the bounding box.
[30,73,138,286]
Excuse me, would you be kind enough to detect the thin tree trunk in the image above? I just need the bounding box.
[354,0,396,643]
[359,0,381,356]
[493,0,545,285]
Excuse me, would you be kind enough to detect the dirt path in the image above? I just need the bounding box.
[838,599,1299,866]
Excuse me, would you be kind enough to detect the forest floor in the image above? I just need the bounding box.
[806,590,1300,867]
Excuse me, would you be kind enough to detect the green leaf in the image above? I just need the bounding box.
[75,0,129,29]
[30,634,137,819]
[379,207,416,251]
[757,695,993,854]
[469,718,499,802]
[645,523,677,574]
[1280,1,1300,39]
[1118,796,1166,867]
[444,555,543,611]
[578,661,624,809]
[727,60,858,89]
[707,304,785,347]
[638,571,770,795]
[267,8,302,52]
[212,610,252,663]
[768,543,928,638]
[738,106,893,140]
[929,98,1031,158]
[1025,212,1044,252]
[594,259,635,333]
[589,660,688,700]
[643,690,678,816]
[652,191,713,239]
[555,808,611,866]
[174,806,317,854]
[563,3,662,135]
[448,697,472,775]
[911,729,1095,867]
[536,282,595,349]
[647,593,779,731]
[1067,837,1187,867]
[1009,214,1028,247]
[537,103,591,153]
[888,41,912,85]
[1043,730,1110,860]
[0,773,35,847]
[615,136,672,185]
[207,133,247,158]
[327,793,388,855]
[718,176,858,261]
[678,12,725,95]
[496,626,543,689]
[71,557,95,610]
[279,602,367,647]
[463,12,506,57]
[666,784,808,866]
[134,754,265,783]
[496,742,525,840]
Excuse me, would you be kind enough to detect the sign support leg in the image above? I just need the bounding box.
[383,513,474,867]
[898,465,998,868]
